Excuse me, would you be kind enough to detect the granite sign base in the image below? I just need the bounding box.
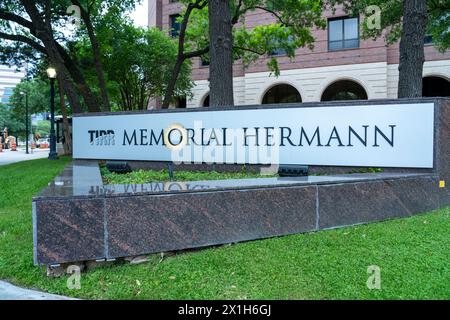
[32,98,450,266]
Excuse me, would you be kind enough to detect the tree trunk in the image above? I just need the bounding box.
[162,2,193,109]
[59,74,82,114]
[56,43,101,112]
[73,0,110,111]
[161,1,209,108]
[162,57,185,108]
[397,0,428,98]
[57,75,72,155]
[209,0,234,107]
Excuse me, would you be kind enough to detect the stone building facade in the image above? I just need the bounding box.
[149,0,450,108]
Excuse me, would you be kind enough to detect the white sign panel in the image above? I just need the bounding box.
[73,103,435,168]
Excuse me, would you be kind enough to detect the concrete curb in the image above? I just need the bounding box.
[0,280,77,300]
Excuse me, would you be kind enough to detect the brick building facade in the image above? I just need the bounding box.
[148,0,450,108]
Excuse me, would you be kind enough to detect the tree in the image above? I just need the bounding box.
[7,78,52,139]
[0,103,22,138]
[162,0,208,108]
[162,0,326,108]
[35,120,50,137]
[57,74,72,154]
[209,0,234,106]
[71,0,111,111]
[74,21,193,110]
[427,0,450,52]
[0,0,100,112]
[0,0,137,113]
[398,0,427,98]
[329,0,450,98]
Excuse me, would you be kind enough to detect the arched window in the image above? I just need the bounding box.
[202,94,210,107]
[423,76,450,97]
[321,80,368,101]
[262,84,302,104]
[174,97,186,108]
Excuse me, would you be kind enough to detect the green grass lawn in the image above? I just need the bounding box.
[0,157,449,299]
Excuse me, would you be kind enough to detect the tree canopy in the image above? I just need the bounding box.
[5,78,52,138]
[0,0,137,113]
[329,0,449,97]
[73,20,193,110]
[163,0,327,107]
[0,103,22,138]
[0,0,193,112]
[182,0,326,74]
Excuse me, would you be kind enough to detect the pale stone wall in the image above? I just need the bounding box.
[187,60,450,108]
[188,62,390,107]
[188,77,246,108]
[388,60,450,98]
[147,0,158,27]
[243,62,388,104]
[152,1,450,109]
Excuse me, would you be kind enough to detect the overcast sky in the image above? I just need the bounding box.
[131,0,148,27]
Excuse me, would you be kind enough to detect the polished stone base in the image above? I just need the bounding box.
[32,161,445,266]
[32,98,450,266]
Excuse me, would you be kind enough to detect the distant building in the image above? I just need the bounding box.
[149,1,450,108]
[0,65,25,104]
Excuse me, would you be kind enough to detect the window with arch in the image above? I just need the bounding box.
[202,94,210,107]
[174,97,186,108]
[321,80,368,101]
[262,84,302,104]
[423,76,450,97]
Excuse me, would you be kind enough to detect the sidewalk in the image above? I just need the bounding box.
[0,281,75,300]
[0,148,50,166]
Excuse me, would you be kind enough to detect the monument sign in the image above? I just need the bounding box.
[73,103,434,168]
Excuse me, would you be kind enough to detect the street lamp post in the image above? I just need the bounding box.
[47,67,58,160]
[21,91,29,154]
[25,90,29,154]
